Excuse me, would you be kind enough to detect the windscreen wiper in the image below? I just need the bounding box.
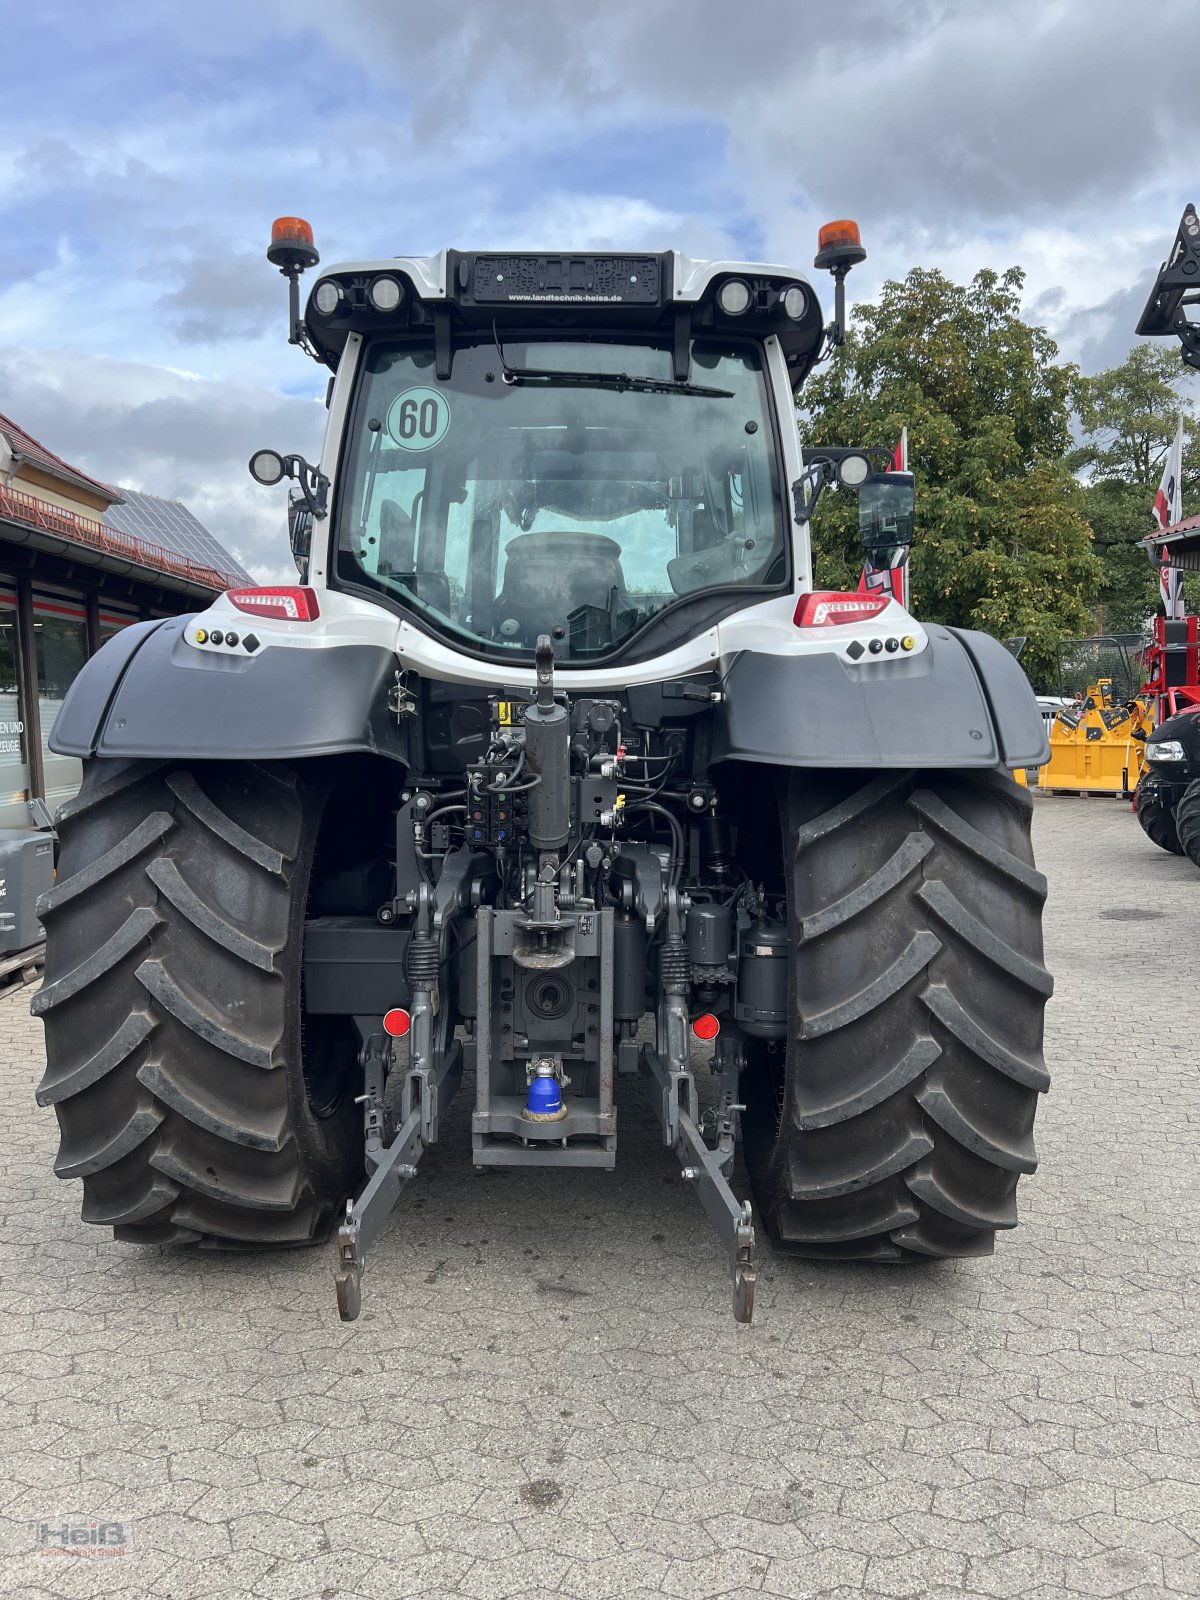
[491,322,732,398]
[501,367,734,398]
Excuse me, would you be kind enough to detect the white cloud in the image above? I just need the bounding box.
[2,0,1198,598]
[0,346,322,582]
[478,192,739,259]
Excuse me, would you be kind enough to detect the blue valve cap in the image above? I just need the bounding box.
[526,1071,562,1116]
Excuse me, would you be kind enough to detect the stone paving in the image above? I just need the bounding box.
[0,793,1197,1599]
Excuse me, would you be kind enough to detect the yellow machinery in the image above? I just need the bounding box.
[1036,678,1153,796]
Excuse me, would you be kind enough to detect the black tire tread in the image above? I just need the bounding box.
[799,931,941,1038]
[145,858,278,971]
[135,958,277,1069]
[916,879,1053,996]
[135,1058,290,1151]
[37,811,174,913]
[53,760,162,824]
[1134,778,1184,855]
[32,907,161,1014]
[35,1011,157,1107]
[1174,778,1200,867]
[796,833,932,940]
[165,771,286,873]
[34,760,360,1247]
[744,769,1050,1260]
[54,1094,166,1180]
[795,1037,940,1129]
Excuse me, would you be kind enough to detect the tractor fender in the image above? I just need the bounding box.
[713,624,1048,769]
[50,613,410,764]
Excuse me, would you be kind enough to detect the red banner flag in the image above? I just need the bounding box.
[1153,417,1185,619]
[1160,561,1185,619]
[1152,417,1182,530]
[857,553,909,604]
[857,430,910,609]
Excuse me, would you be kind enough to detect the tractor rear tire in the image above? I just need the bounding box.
[33,759,363,1247]
[1135,779,1184,855]
[1174,778,1200,868]
[742,769,1051,1261]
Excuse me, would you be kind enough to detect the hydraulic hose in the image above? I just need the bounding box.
[624,800,685,887]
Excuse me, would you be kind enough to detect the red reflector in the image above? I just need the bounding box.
[383,1008,411,1038]
[691,1013,721,1041]
[793,590,891,627]
[227,586,320,622]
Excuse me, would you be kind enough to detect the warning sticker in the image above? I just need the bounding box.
[386,387,451,451]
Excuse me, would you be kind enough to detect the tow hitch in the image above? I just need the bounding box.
[335,639,757,1326]
[640,1040,756,1324]
[338,1032,757,1326]
[335,887,462,1321]
[639,889,757,1323]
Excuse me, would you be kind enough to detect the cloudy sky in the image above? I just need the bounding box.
[1,0,1196,580]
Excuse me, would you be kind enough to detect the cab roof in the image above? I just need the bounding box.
[301,249,827,384]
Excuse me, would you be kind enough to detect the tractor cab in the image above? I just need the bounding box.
[255,219,914,677]
[336,335,786,662]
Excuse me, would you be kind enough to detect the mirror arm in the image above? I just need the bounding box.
[281,454,330,520]
[795,445,886,522]
[792,462,829,523]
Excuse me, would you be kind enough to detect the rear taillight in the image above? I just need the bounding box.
[227,586,321,621]
[793,590,891,627]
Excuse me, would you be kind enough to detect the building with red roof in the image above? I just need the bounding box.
[0,412,249,827]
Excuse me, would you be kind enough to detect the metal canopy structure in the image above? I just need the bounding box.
[1136,203,1200,370]
[1142,513,1200,572]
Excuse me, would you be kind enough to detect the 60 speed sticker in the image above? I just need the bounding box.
[386,387,451,450]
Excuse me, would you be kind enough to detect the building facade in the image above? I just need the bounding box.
[0,413,252,828]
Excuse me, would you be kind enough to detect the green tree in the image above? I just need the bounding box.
[800,266,1100,688]
[1069,342,1200,629]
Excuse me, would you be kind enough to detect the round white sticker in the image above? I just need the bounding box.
[386,386,451,451]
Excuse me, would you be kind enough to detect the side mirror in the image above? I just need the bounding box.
[858,471,914,563]
[287,495,313,580]
[248,449,330,521]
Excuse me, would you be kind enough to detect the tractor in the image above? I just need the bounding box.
[1133,204,1200,865]
[33,220,1051,1323]
[1134,605,1200,861]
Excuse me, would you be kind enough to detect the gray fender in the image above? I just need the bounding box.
[713,625,1048,769]
[50,614,410,764]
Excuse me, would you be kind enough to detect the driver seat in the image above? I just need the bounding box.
[379,497,452,613]
[493,532,631,641]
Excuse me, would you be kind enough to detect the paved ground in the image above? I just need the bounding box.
[1,793,1197,1599]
